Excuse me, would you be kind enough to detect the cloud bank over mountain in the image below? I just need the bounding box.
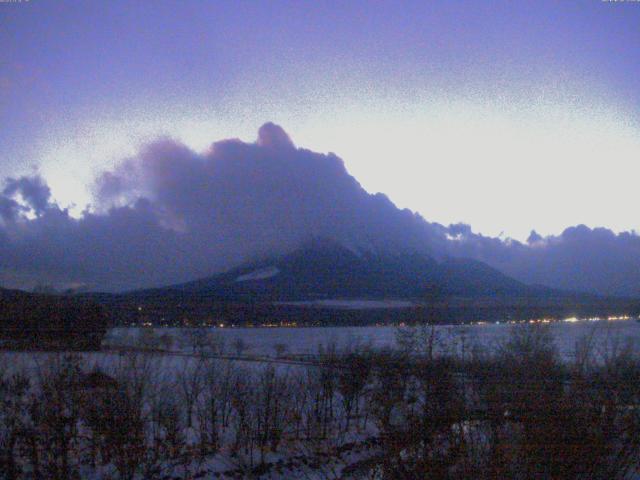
[448,224,640,297]
[0,123,638,296]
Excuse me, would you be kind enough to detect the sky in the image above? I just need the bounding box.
[1,0,639,241]
[1,1,640,294]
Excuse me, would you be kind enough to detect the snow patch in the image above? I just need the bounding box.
[235,266,280,282]
[274,299,417,310]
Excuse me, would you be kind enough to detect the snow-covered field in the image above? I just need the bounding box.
[8,319,636,387]
[2,319,640,479]
[104,318,640,362]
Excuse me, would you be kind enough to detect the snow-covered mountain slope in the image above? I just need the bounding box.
[156,237,535,301]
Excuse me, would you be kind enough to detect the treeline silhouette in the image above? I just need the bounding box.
[0,289,107,350]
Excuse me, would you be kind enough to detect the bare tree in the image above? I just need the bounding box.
[177,358,205,429]
[337,352,371,432]
[30,354,84,480]
[232,337,247,356]
[273,342,288,358]
[0,371,31,480]
[185,328,209,354]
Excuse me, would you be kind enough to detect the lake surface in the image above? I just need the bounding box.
[105,319,640,362]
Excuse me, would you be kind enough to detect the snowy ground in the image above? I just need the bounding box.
[9,319,636,383]
[2,319,640,479]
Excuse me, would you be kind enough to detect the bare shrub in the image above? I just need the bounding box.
[30,355,86,479]
[196,360,223,455]
[254,365,291,463]
[232,337,247,356]
[0,370,31,480]
[273,342,288,358]
[367,351,465,479]
[158,332,174,351]
[185,328,209,354]
[337,352,371,432]
[206,330,226,355]
[138,328,159,350]
[177,358,204,429]
[395,323,440,360]
[99,353,156,480]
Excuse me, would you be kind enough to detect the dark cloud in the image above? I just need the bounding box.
[256,122,295,149]
[0,196,20,223]
[441,224,640,297]
[1,123,639,296]
[2,175,52,217]
[527,230,543,244]
[0,124,441,291]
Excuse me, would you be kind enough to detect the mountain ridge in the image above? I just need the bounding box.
[130,237,577,301]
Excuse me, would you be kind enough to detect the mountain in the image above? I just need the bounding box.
[152,238,531,300]
[97,239,639,326]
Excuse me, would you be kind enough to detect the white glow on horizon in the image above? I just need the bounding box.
[36,94,640,241]
[294,97,640,240]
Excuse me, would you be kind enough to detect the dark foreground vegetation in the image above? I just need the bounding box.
[0,289,107,350]
[1,326,639,479]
